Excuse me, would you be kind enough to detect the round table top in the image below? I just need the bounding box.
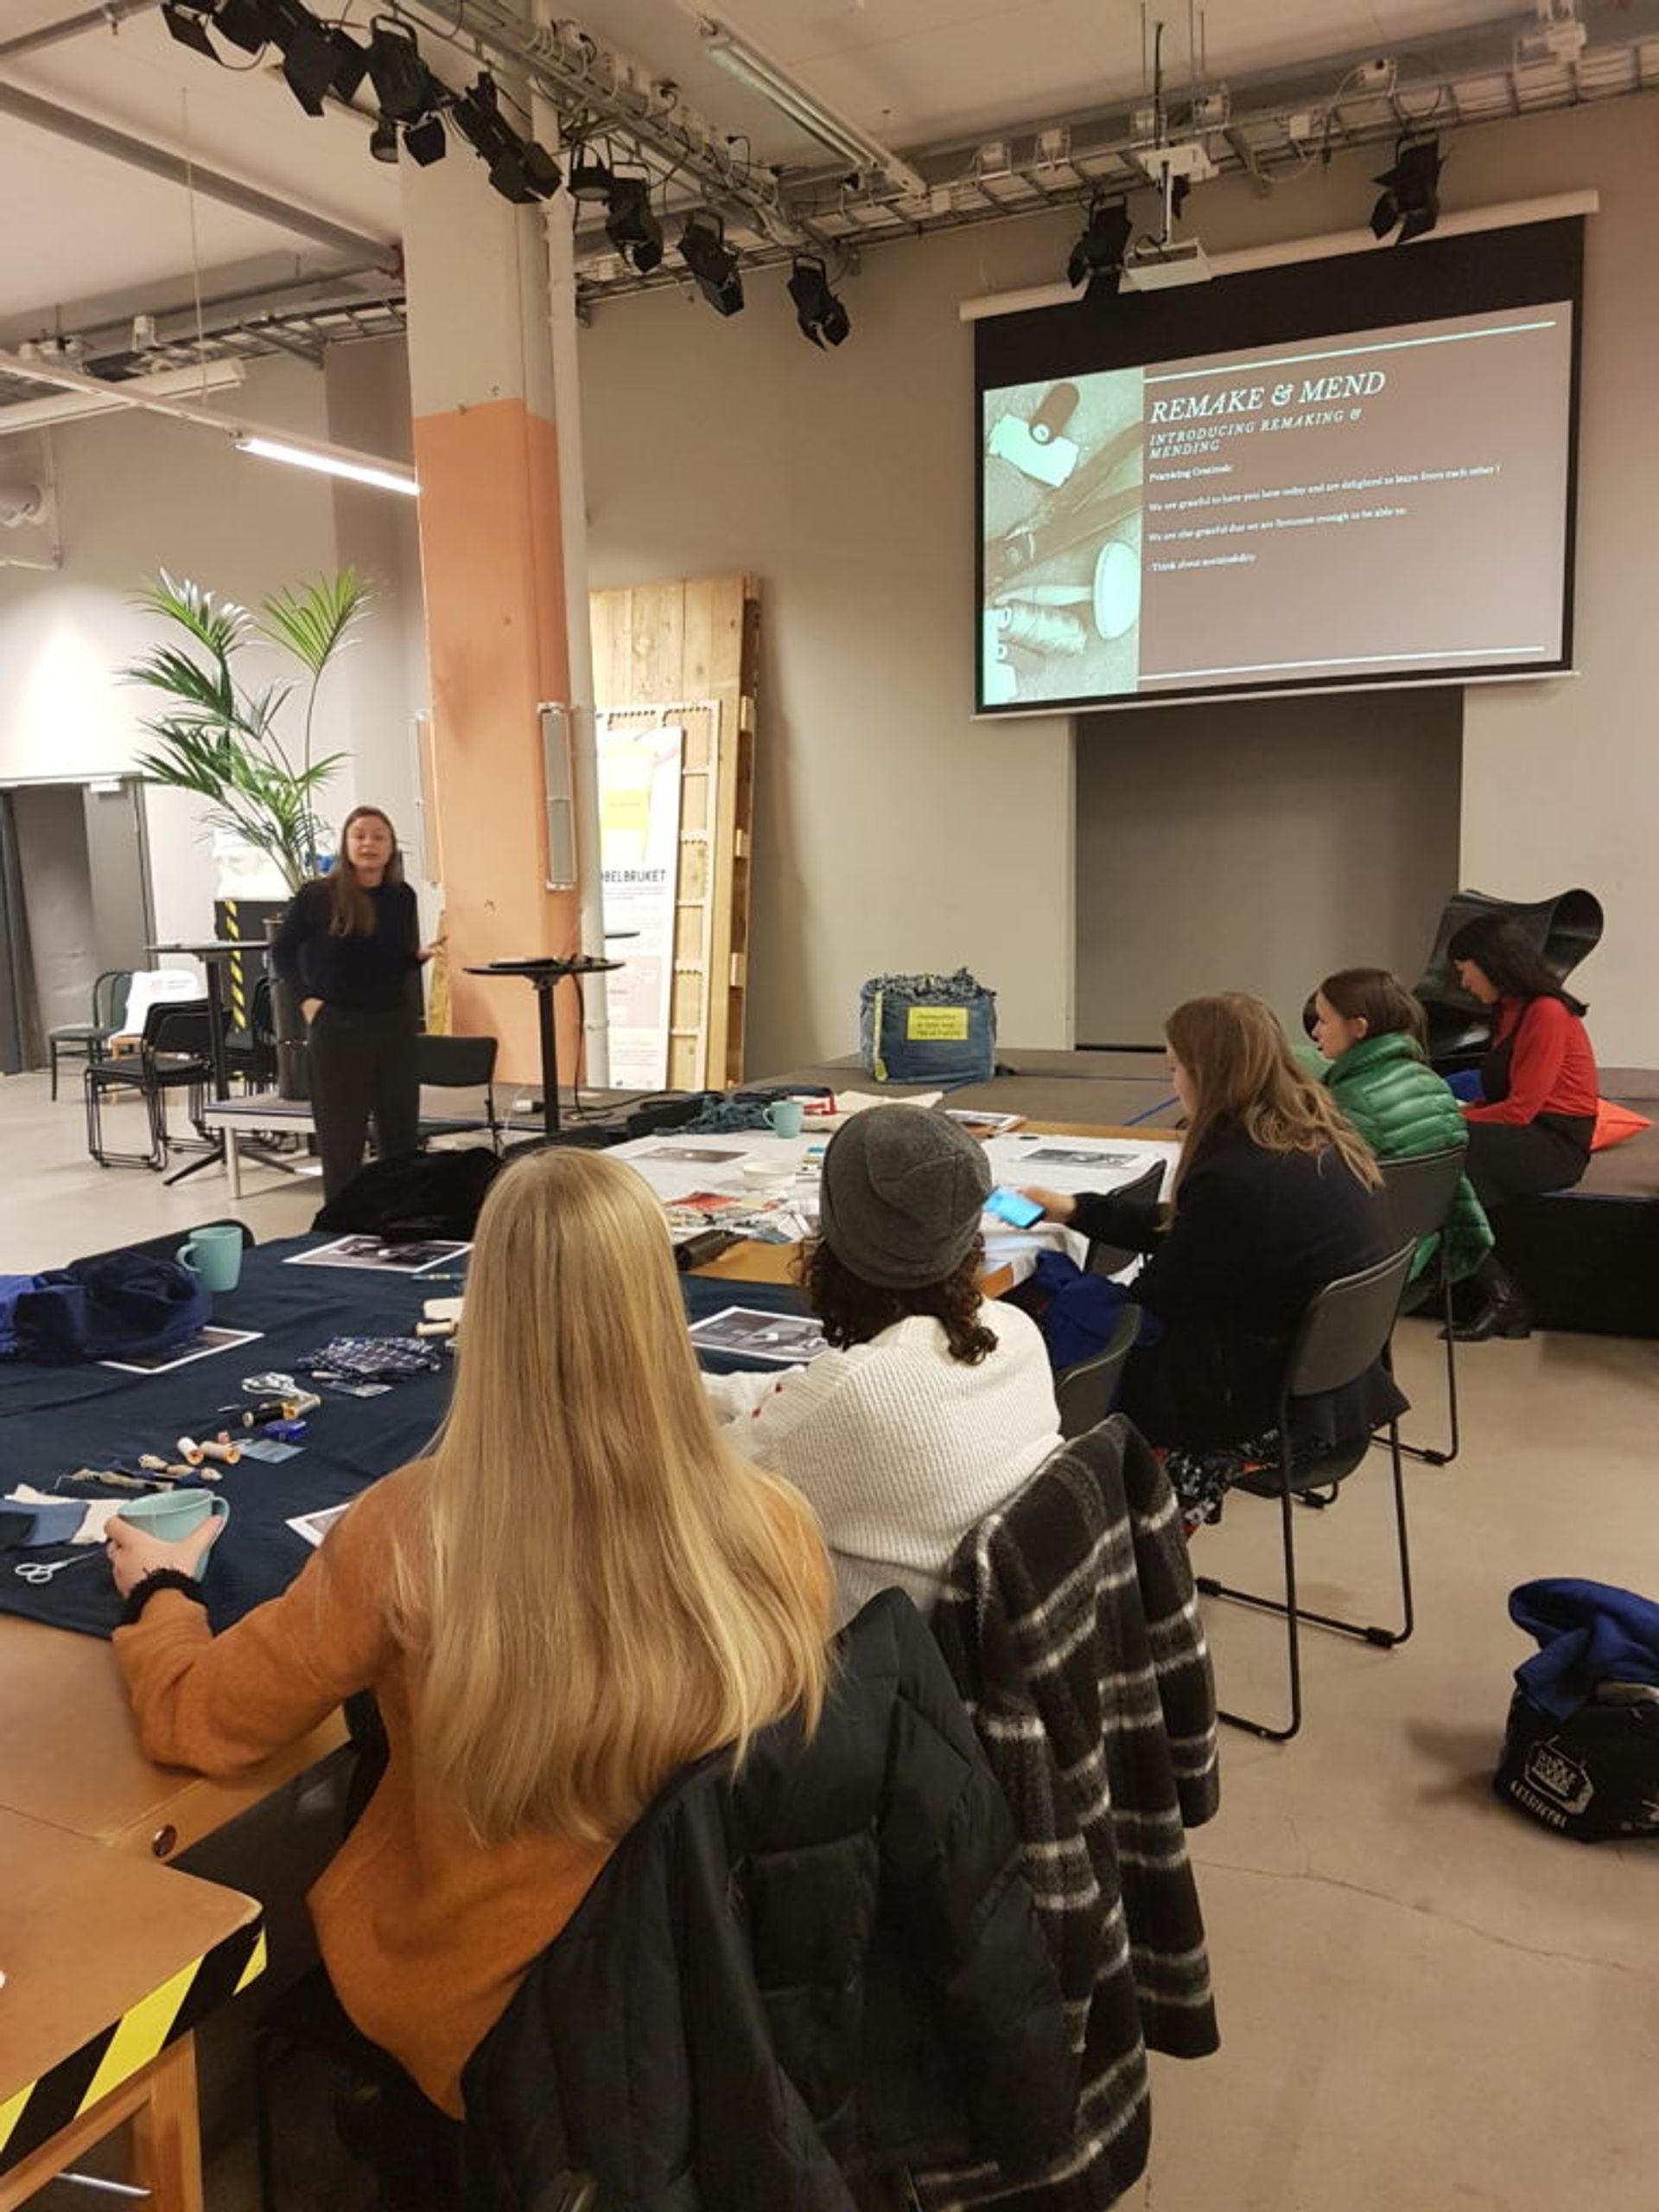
[465,957,623,978]
[147,941,251,957]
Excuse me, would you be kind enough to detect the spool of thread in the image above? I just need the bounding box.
[414,1319,455,1340]
[176,1436,206,1467]
[993,602,1089,657]
[197,1437,242,1466]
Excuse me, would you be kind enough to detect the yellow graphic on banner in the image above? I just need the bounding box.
[906,1007,969,1042]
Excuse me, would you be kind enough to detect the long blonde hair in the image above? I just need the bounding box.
[1167,993,1380,1201]
[393,1147,830,1847]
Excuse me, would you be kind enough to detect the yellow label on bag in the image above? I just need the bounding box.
[907,1007,969,1042]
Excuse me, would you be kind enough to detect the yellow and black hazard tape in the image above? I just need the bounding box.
[0,1916,264,2175]
[223,898,248,1028]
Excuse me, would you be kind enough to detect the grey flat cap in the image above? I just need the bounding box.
[817,1105,992,1288]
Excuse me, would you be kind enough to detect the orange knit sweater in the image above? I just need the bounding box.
[114,1461,823,2117]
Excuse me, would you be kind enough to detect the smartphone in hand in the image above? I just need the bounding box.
[984,1185,1046,1230]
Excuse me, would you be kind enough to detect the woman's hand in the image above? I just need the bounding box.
[1021,1185,1077,1224]
[301,997,322,1024]
[105,1513,222,1599]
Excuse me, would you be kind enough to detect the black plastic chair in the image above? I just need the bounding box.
[1084,1161,1166,1278]
[1054,1304,1140,1440]
[84,1000,214,1170]
[225,973,279,1093]
[1376,1146,1469,1468]
[1413,887,1603,1069]
[1195,1243,1417,1744]
[416,1032,501,1151]
[47,968,131,1100]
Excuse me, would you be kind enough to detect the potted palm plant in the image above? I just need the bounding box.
[124,569,372,1096]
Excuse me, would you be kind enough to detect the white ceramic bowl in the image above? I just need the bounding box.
[740,1159,796,1189]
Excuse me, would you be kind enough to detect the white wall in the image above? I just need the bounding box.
[578,94,1658,1072]
[578,229,1077,1073]
[0,348,426,954]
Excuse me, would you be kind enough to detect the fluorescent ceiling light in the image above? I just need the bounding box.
[0,359,245,436]
[693,12,926,200]
[233,433,419,497]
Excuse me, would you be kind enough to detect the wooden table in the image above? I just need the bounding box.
[0,1618,344,1861]
[0,1807,264,2208]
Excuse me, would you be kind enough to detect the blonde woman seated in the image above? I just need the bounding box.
[707,1105,1062,1625]
[1025,995,1403,1528]
[104,1149,831,2135]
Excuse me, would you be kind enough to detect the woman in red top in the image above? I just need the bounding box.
[1446,914,1599,1339]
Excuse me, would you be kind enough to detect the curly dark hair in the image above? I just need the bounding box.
[798,1235,996,1365]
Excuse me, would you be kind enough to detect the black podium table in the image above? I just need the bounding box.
[465,957,622,1138]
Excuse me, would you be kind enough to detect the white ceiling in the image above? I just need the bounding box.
[0,0,1644,331]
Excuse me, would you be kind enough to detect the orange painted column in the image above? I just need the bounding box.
[402,149,581,1088]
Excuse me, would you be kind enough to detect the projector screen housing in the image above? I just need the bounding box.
[976,218,1582,715]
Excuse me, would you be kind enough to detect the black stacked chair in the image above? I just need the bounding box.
[416,1033,502,1153]
[225,973,279,1093]
[1083,1160,1166,1278]
[1054,1303,1141,1440]
[1413,887,1602,1071]
[47,968,132,1100]
[1196,1243,1417,1744]
[84,1000,214,1171]
[1376,1146,1470,1467]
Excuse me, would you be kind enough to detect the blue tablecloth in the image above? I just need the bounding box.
[0,1237,810,1639]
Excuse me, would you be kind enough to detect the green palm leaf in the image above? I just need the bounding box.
[257,569,372,674]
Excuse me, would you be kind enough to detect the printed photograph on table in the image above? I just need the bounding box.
[687,1307,830,1363]
[650,1145,747,1164]
[101,1325,264,1376]
[284,1236,471,1274]
[287,1503,352,1548]
[1020,1146,1141,1168]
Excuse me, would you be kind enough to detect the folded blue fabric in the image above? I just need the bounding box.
[2,1498,86,1548]
[1446,1070,1484,1103]
[1510,1578,1659,1719]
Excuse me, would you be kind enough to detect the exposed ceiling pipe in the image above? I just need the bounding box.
[0,79,401,275]
[0,0,162,63]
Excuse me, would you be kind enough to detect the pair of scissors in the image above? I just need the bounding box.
[14,1553,98,1586]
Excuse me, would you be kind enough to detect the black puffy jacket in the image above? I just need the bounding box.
[461,1591,1078,2211]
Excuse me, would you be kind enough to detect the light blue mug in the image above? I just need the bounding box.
[764,1098,805,1139]
[178,1224,243,1294]
[118,1490,231,1580]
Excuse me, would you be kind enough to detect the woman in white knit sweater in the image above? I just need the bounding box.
[706,1105,1062,1625]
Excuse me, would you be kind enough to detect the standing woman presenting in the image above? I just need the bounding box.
[272,806,429,1203]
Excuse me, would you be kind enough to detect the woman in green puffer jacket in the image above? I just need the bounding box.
[1312,968,1494,1282]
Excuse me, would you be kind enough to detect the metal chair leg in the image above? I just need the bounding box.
[1198,1443,1304,1744]
[1396,1262,1461,1467]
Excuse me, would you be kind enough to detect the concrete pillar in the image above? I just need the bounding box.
[401,138,579,1086]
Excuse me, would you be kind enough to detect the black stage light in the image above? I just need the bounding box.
[787,256,850,347]
[213,0,270,53]
[365,19,431,124]
[370,113,399,162]
[1067,192,1133,295]
[1370,137,1442,244]
[568,155,616,202]
[486,137,561,204]
[161,3,219,60]
[403,111,447,166]
[278,10,367,113]
[604,175,663,273]
[678,212,743,315]
[450,73,507,158]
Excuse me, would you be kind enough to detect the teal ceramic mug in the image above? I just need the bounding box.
[177,1224,244,1294]
[118,1489,230,1579]
[764,1098,805,1140]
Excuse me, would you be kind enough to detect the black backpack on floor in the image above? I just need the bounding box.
[313,1147,505,1243]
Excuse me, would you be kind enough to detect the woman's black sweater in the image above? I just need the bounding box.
[270,879,420,1014]
[1072,1130,1402,1451]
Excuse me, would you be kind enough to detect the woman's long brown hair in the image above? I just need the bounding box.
[327,806,404,938]
[1166,993,1381,1201]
